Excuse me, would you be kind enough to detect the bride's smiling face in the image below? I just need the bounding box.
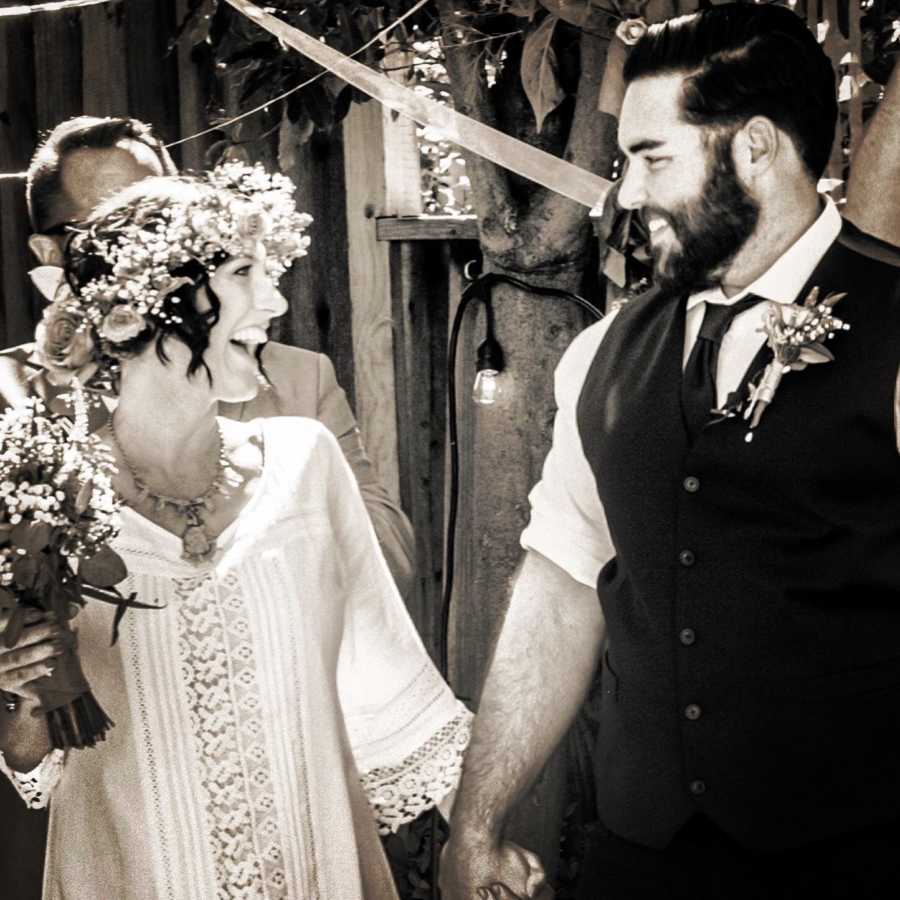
[194,253,288,403]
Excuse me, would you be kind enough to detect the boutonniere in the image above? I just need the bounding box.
[743,287,849,441]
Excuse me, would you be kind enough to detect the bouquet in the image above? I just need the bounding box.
[0,385,155,749]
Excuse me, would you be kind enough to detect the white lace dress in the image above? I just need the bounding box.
[0,417,471,900]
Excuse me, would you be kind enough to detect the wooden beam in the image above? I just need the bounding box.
[343,100,400,501]
[376,215,479,242]
[173,0,215,171]
[0,14,38,347]
[33,9,82,134]
[81,0,128,117]
[125,0,180,144]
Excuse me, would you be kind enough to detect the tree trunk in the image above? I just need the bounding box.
[845,63,900,246]
[450,263,598,873]
[436,0,616,877]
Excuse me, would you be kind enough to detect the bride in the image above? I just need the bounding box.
[0,163,471,900]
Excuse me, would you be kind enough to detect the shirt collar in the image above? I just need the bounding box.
[686,197,842,311]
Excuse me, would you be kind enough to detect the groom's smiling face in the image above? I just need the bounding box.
[617,73,760,295]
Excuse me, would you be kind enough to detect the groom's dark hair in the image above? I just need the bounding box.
[623,3,837,181]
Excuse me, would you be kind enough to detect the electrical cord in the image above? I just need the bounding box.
[439,268,604,679]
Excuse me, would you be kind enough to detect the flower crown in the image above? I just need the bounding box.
[30,162,313,371]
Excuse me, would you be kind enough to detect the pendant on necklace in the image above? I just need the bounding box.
[181,524,216,563]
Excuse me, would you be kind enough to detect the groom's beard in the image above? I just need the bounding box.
[648,134,760,297]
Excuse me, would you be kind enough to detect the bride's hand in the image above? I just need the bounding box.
[0,609,67,702]
[440,835,547,900]
[477,882,555,900]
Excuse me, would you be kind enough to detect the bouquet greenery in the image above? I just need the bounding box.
[0,386,155,750]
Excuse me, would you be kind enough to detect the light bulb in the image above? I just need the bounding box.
[473,369,502,405]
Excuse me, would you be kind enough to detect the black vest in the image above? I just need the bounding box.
[576,229,900,851]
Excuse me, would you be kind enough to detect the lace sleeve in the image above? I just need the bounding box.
[358,707,472,835]
[0,747,66,809]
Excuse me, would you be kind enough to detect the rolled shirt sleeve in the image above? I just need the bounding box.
[520,316,618,588]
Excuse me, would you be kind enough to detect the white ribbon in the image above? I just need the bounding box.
[226,0,612,211]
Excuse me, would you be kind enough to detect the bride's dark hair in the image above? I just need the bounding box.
[64,177,227,384]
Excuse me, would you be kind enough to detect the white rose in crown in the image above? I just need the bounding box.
[99,304,148,344]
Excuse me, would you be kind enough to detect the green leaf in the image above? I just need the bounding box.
[188,0,219,47]
[521,15,566,133]
[798,342,835,365]
[10,521,54,554]
[13,556,40,591]
[79,546,128,588]
[3,605,25,649]
[508,0,538,17]
[539,0,592,28]
[74,479,94,515]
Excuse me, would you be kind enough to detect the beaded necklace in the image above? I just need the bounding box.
[109,418,242,563]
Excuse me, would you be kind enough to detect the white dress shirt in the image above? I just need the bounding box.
[520,199,847,588]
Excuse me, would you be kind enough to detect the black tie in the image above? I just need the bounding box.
[681,296,761,440]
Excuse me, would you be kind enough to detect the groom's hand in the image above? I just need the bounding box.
[439,834,547,900]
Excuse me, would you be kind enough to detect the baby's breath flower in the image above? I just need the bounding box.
[66,162,313,352]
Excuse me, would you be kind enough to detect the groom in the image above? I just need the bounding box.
[442,5,900,899]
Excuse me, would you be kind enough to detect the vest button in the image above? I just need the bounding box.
[678,549,696,567]
[689,779,707,796]
[684,704,703,721]
[683,476,700,493]
[679,628,696,646]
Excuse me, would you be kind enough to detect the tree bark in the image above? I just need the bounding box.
[434,9,616,877]
[845,63,900,247]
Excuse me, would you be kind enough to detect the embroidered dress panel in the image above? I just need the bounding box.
[2,417,471,900]
[177,570,288,899]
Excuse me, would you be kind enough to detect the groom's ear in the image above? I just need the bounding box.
[28,234,65,266]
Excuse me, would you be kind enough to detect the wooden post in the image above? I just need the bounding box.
[381,41,423,218]
[390,239,480,652]
[449,268,596,867]
[0,15,38,346]
[342,100,401,501]
[33,9,83,133]
[125,0,180,144]
[174,0,215,171]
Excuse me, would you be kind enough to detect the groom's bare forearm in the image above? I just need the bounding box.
[451,550,605,841]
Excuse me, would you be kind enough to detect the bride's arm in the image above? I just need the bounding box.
[320,432,472,834]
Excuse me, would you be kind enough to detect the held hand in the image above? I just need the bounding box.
[478,884,555,900]
[0,609,69,703]
[440,835,547,900]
